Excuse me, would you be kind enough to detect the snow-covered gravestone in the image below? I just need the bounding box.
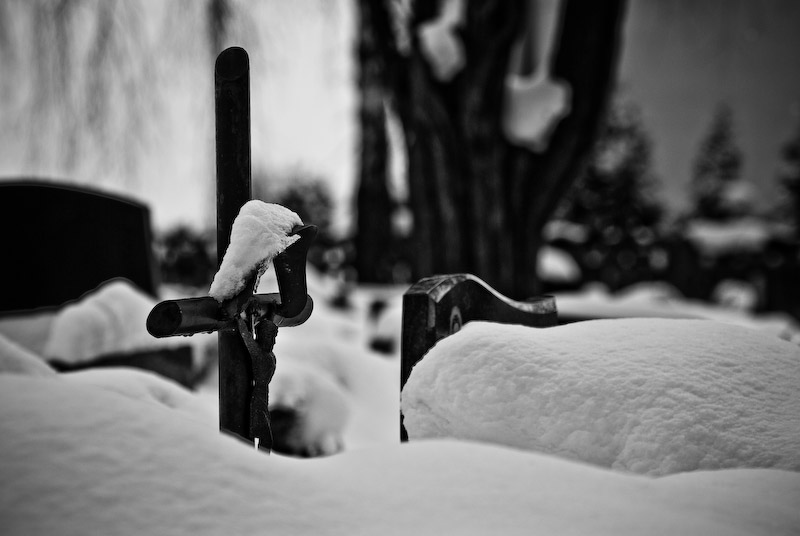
[400,274,558,440]
[402,318,800,475]
[146,47,317,453]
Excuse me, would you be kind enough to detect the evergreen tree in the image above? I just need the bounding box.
[690,104,743,220]
[555,100,662,289]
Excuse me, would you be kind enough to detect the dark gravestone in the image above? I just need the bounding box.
[0,181,197,387]
[400,273,558,441]
[0,180,159,314]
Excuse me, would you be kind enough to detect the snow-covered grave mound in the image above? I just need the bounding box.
[402,318,800,476]
[0,278,218,384]
[0,334,58,377]
[2,365,799,535]
[43,278,213,365]
[554,282,800,343]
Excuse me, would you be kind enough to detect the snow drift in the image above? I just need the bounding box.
[402,318,800,475]
[1,369,799,536]
[43,279,194,363]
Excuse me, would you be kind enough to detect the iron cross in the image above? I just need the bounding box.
[145,46,316,453]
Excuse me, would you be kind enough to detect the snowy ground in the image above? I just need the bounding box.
[403,318,800,475]
[1,267,800,534]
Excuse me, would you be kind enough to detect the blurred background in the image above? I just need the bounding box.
[1,0,798,321]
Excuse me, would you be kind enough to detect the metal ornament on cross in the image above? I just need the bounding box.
[145,47,317,453]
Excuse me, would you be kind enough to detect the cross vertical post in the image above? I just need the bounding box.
[147,46,316,454]
[215,46,253,442]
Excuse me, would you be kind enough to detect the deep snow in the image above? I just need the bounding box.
[402,318,800,475]
[1,222,800,533]
[1,370,799,536]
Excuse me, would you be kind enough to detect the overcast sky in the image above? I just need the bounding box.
[1,0,798,230]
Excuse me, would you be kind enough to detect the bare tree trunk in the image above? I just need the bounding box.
[353,0,396,282]
[400,0,627,297]
[510,0,628,297]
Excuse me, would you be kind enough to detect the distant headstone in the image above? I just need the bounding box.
[0,180,159,314]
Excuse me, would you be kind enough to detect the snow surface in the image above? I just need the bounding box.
[208,201,302,302]
[0,333,57,377]
[2,371,799,536]
[2,262,800,533]
[402,319,800,476]
[0,266,392,457]
[43,279,205,363]
[256,268,400,452]
[685,218,777,256]
[555,282,800,343]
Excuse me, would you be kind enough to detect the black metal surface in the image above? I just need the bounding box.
[147,296,232,337]
[215,46,253,443]
[147,294,274,337]
[0,181,159,314]
[146,292,315,340]
[243,318,278,452]
[273,224,318,319]
[215,46,252,261]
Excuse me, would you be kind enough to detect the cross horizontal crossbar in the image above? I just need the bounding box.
[146,293,313,338]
